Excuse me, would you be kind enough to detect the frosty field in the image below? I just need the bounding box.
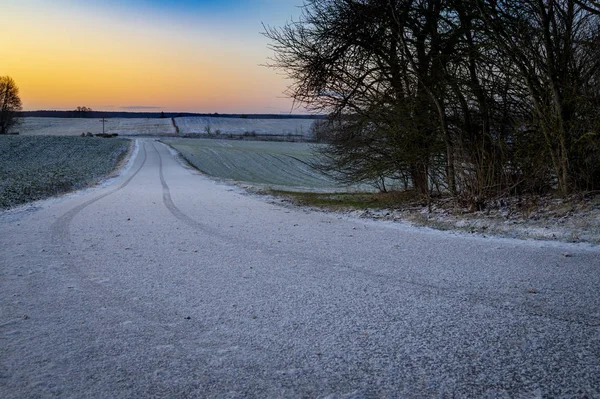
[0,136,129,209]
[18,117,176,136]
[162,138,341,190]
[174,116,315,138]
[18,117,316,138]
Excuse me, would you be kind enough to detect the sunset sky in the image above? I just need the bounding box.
[1,0,305,113]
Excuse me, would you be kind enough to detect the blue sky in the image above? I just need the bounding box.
[1,0,307,113]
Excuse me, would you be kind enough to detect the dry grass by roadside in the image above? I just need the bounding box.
[267,190,420,209]
[268,190,600,244]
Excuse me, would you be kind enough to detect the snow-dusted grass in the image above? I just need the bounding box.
[0,136,129,209]
[174,117,315,137]
[18,117,175,136]
[18,117,314,138]
[163,138,342,190]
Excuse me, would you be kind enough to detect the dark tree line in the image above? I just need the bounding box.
[265,0,600,206]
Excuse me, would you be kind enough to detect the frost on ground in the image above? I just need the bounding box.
[18,117,316,138]
[420,194,600,243]
[174,117,315,137]
[268,191,600,245]
[18,117,175,136]
[162,138,344,191]
[364,198,600,244]
[0,136,130,209]
[162,137,600,244]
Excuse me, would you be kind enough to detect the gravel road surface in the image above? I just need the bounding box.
[1,139,599,398]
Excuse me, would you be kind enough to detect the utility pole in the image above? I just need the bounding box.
[100,118,107,134]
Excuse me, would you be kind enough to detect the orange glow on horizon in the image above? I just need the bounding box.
[0,2,299,114]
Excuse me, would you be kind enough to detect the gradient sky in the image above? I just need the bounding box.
[0,0,305,113]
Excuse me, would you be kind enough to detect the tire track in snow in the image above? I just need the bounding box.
[47,140,195,324]
[153,141,600,327]
[152,141,224,238]
[155,140,600,327]
[51,140,148,245]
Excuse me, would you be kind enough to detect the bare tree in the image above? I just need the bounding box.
[0,76,23,135]
[74,106,92,117]
[264,0,448,195]
[477,0,600,193]
[265,0,600,201]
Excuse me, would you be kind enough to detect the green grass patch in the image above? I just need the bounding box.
[270,189,421,210]
[162,138,341,190]
[0,136,130,209]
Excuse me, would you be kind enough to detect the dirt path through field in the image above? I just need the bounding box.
[1,138,599,398]
[170,117,180,135]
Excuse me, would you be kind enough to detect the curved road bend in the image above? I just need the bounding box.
[1,138,599,398]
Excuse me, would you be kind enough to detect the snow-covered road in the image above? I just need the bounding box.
[1,139,599,397]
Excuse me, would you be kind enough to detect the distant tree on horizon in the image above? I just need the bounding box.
[74,106,92,117]
[0,76,23,135]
